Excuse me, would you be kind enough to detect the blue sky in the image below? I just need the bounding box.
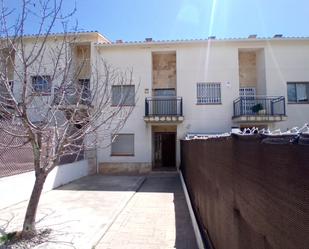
[6,0,309,41]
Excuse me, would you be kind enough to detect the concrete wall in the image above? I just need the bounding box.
[0,160,91,210]
[98,162,151,175]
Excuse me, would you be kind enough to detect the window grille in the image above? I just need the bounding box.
[197,82,221,104]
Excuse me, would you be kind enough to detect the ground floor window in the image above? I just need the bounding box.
[111,134,134,156]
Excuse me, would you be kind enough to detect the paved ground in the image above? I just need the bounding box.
[0,173,198,249]
[0,175,144,249]
[96,172,198,249]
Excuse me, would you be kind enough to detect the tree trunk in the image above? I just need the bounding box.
[22,173,47,235]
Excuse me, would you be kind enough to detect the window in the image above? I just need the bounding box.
[197,82,221,104]
[78,79,91,104]
[287,82,309,103]
[111,134,134,156]
[32,75,51,95]
[154,88,176,96]
[112,85,135,106]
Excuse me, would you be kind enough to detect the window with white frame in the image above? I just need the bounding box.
[32,75,51,95]
[111,134,134,156]
[112,85,135,106]
[197,82,221,104]
[287,82,309,103]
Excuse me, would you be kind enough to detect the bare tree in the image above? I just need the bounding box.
[0,0,135,235]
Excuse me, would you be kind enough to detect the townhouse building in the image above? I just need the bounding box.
[2,32,309,173]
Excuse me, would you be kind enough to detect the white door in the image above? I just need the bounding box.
[239,87,256,114]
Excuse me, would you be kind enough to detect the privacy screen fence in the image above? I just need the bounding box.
[0,144,84,178]
[181,133,309,249]
[0,126,84,178]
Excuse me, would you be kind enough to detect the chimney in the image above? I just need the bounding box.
[248,34,257,39]
[145,38,153,42]
[116,39,123,43]
[273,34,283,38]
[208,36,216,39]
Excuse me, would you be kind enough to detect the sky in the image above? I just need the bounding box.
[5,0,309,41]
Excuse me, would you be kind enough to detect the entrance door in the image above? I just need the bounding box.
[154,132,176,168]
[239,87,256,115]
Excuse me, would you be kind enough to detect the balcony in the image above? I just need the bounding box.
[53,86,92,110]
[144,96,184,123]
[233,96,287,123]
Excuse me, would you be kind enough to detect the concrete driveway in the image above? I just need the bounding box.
[0,175,145,249]
[96,173,198,249]
[0,173,198,249]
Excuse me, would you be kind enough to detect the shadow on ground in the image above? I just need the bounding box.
[95,173,198,249]
[1,174,198,249]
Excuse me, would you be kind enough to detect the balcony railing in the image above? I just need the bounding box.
[145,96,183,116]
[233,96,286,117]
[54,87,92,106]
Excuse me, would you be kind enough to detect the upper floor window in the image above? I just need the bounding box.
[112,85,135,106]
[32,75,51,95]
[79,79,91,104]
[197,82,221,104]
[287,82,309,103]
[0,81,14,103]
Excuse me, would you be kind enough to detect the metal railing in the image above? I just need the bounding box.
[145,96,183,116]
[233,96,286,117]
[54,87,92,106]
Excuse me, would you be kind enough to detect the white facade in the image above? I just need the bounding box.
[5,33,309,171]
[94,36,309,171]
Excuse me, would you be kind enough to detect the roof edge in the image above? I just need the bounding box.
[5,31,110,42]
[94,36,309,47]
